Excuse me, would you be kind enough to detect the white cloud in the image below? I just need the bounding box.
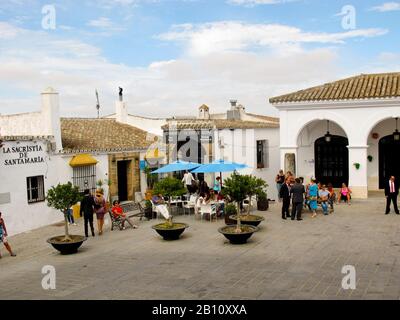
[87,17,113,28]
[227,0,295,6]
[370,2,400,12]
[0,22,20,39]
[158,21,387,56]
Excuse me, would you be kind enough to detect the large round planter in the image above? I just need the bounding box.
[257,199,269,211]
[152,223,189,241]
[230,215,265,227]
[47,235,87,255]
[218,225,258,244]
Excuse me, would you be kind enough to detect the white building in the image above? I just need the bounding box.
[270,72,400,199]
[0,88,152,236]
[162,100,281,200]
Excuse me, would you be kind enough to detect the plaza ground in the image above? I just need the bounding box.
[1,193,400,300]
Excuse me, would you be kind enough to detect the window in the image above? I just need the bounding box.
[72,165,96,194]
[256,140,269,169]
[27,176,45,203]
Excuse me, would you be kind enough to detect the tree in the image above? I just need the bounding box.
[153,177,186,226]
[222,172,250,233]
[46,182,82,242]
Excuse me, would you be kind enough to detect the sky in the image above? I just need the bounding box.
[0,0,399,118]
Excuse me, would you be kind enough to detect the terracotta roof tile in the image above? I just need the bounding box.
[269,72,400,104]
[162,119,279,131]
[61,118,152,152]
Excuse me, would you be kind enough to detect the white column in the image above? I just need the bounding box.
[348,145,368,199]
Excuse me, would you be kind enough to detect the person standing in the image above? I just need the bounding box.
[385,176,399,215]
[308,179,319,218]
[279,177,292,220]
[213,176,222,193]
[80,189,95,238]
[290,178,305,221]
[275,170,285,202]
[67,205,77,226]
[0,211,16,258]
[182,170,195,194]
[94,189,106,235]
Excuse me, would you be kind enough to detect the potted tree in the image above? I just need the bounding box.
[144,199,154,220]
[230,175,266,227]
[256,191,269,211]
[46,182,86,255]
[224,203,238,225]
[219,172,258,244]
[151,177,188,240]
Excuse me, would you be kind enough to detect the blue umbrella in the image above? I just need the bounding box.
[151,160,201,174]
[191,159,248,173]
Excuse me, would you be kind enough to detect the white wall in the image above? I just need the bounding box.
[275,100,400,198]
[0,139,109,236]
[212,127,280,200]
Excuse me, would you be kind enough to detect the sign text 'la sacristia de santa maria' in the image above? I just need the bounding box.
[2,144,45,166]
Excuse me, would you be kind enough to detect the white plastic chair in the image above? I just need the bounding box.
[183,195,197,215]
[200,203,217,222]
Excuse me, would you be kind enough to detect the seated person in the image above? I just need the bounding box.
[195,193,205,215]
[111,200,138,229]
[338,183,352,205]
[327,183,336,212]
[152,194,170,220]
[318,185,330,215]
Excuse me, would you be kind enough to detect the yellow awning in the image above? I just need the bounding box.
[69,154,98,167]
[144,147,166,160]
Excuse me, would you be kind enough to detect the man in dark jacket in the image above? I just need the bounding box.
[385,176,399,215]
[290,178,305,221]
[80,189,96,237]
[279,177,291,220]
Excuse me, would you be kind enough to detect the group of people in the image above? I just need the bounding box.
[80,188,138,238]
[276,170,353,221]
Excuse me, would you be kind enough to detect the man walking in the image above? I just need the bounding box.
[290,178,305,221]
[279,177,291,220]
[80,189,96,237]
[385,176,399,215]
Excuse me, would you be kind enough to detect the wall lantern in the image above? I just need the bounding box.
[393,118,400,141]
[324,120,332,143]
[372,132,379,140]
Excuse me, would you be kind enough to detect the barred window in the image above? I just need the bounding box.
[27,176,45,204]
[256,140,269,169]
[72,165,96,194]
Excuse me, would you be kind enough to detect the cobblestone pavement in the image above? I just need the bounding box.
[1,196,400,300]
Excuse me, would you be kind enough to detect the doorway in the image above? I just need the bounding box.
[379,135,400,189]
[315,136,349,187]
[117,160,130,202]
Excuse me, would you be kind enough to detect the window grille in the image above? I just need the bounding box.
[27,175,45,204]
[256,140,269,169]
[72,165,96,194]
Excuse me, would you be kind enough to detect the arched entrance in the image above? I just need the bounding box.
[315,135,349,187]
[379,135,400,188]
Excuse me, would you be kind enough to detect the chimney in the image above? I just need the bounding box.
[116,101,128,124]
[229,99,237,110]
[41,87,62,152]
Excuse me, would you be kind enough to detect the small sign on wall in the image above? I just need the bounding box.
[139,160,146,171]
[0,192,11,204]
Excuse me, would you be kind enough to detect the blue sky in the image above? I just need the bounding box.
[0,0,399,117]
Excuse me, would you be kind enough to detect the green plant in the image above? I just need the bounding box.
[144,166,158,189]
[257,191,267,201]
[46,182,82,242]
[367,155,373,162]
[353,163,361,170]
[222,172,251,233]
[225,203,238,216]
[153,177,186,226]
[244,175,268,215]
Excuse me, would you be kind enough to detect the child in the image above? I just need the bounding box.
[0,211,17,258]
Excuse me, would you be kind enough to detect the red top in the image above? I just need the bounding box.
[112,206,124,218]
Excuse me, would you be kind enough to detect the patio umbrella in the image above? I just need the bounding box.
[191,159,249,187]
[151,160,201,174]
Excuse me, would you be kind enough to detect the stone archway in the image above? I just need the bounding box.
[379,135,400,189]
